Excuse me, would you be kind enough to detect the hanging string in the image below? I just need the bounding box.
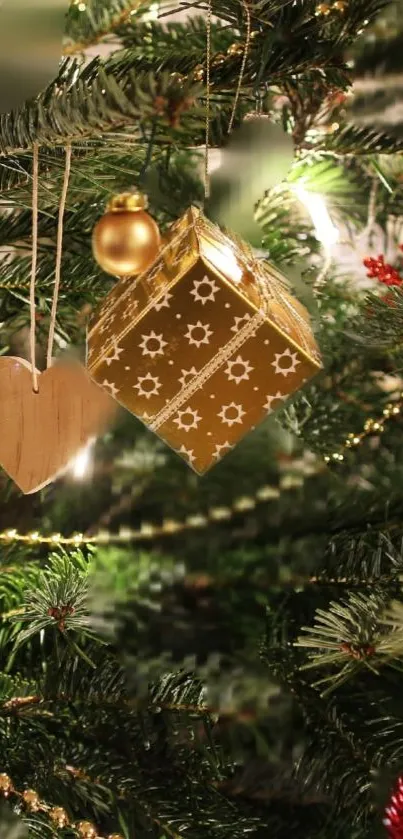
[204,0,212,200]
[228,0,251,134]
[46,144,72,369]
[29,144,39,393]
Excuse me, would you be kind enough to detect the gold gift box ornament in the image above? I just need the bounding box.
[87,207,322,474]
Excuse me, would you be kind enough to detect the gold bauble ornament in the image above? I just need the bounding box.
[49,806,70,828]
[22,789,41,811]
[107,834,125,839]
[332,0,346,8]
[0,773,13,796]
[77,820,98,839]
[92,192,161,278]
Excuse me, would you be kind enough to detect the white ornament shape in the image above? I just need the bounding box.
[185,321,213,348]
[154,291,173,312]
[212,441,232,461]
[139,330,168,358]
[134,373,162,400]
[231,313,251,333]
[178,367,198,388]
[104,343,124,367]
[178,445,196,465]
[225,354,254,385]
[218,402,246,427]
[173,406,202,432]
[271,347,301,377]
[102,379,119,398]
[190,276,219,305]
[264,391,286,412]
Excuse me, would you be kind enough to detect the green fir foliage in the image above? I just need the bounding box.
[1,1,403,838]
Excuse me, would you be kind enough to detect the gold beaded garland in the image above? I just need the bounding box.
[169,72,185,84]
[315,3,331,14]
[0,770,124,839]
[77,821,98,839]
[49,806,70,828]
[193,64,204,81]
[227,42,244,56]
[22,789,41,811]
[0,773,13,796]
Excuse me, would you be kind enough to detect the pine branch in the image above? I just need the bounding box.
[64,0,147,56]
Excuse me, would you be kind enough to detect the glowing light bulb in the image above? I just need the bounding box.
[69,440,94,480]
[294,185,339,248]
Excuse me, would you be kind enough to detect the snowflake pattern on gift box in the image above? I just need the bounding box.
[213,441,232,461]
[154,291,173,312]
[190,276,219,305]
[218,402,246,427]
[225,355,253,385]
[178,367,198,388]
[139,330,168,358]
[264,391,286,412]
[104,343,124,367]
[102,379,119,398]
[173,406,202,432]
[178,445,196,465]
[134,373,162,399]
[271,347,301,377]
[231,313,251,333]
[185,321,213,348]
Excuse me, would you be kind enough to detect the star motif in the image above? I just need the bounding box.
[178,445,196,465]
[230,313,251,333]
[185,321,213,348]
[225,355,254,385]
[218,402,246,427]
[173,406,202,432]
[134,373,162,399]
[139,330,168,358]
[154,291,173,312]
[104,343,124,367]
[178,366,198,388]
[271,347,301,377]
[190,276,220,306]
[264,391,286,413]
[102,379,119,399]
[212,441,232,461]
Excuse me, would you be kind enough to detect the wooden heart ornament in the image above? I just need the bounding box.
[0,358,117,494]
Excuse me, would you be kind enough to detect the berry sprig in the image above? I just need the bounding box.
[363,255,402,287]
[384,775,403,838]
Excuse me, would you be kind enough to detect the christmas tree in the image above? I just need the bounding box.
[1,0,403,837]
